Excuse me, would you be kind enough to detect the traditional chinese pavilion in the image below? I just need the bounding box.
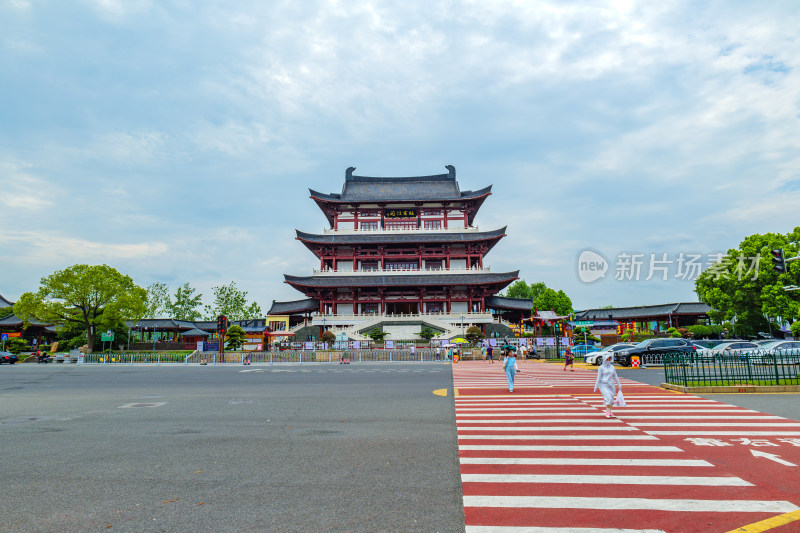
[268,166,519,340]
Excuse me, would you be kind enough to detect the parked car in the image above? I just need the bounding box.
[615,338,697,366]
[0,351,19,364]
[748,340,800,363]
[707,341,760,356]
[753,339,779,346]
[585,343,635,365]
[571,344,599,356]
[691,340,726,350]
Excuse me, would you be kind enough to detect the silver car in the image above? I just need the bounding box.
[585,343,634,365]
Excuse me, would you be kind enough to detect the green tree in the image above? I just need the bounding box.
[504,280,547,301]
[321,330,336,343]
[169,283,203,320]
[204,281,262,321]
[13,264,147,353]
[687,324,711,338]
[418,326,437,340]
[365,327,389,341]
[0,306,13,318]
[533,288,573,317]
[695,228,800,337]
[225,324,246,351]
[504,280,532,299]
[144,282,171,318]
[465,325,484,345]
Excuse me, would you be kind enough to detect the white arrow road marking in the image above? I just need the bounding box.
[750,449,798,467]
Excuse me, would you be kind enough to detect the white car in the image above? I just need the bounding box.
[706,341,759,357]
[584,343,634,365]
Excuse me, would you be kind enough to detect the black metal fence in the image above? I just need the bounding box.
[663,350,800,386]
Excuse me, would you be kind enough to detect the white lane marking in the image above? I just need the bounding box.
[459,457,713,467]
[646,431,800,436]
[617,415,787,419]
[459,435,657,440]
[750,449,798,467]
[459,445,682,452]
[458,426,638,431]
[462,496,799,513]
[630,422,800,427]
[238,369,264,373]
[592,409,758,413]
[457,419,625,424]
[460,474,752,486]
[457,419,621,423]
[457,425,628,430]
[466,527,666,533]
[118,402,166,408]
[456,407,597,411]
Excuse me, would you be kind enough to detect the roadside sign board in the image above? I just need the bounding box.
[101,331,114,341]
[0,333,8,341]
[575,321,594,326]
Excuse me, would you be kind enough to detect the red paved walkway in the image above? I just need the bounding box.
[453,360,800,533]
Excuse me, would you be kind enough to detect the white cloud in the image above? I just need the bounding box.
[0,161,56,211]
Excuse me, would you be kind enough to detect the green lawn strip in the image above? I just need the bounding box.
[680,379,800,386]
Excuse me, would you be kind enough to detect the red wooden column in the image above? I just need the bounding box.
[353,206,359,231]
[446,288,452,313]
[419,288,424,315]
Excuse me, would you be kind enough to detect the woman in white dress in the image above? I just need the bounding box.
[594,353,622,418]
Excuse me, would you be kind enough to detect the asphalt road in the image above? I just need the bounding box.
[0,363,463,533]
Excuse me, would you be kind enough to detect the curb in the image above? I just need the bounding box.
[661,383,800,393]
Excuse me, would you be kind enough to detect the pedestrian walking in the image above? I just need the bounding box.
[486,345,494,363]
[594,353,622,418]
[435,346,441,360]
[563,346,574,371]
[503,349,519,393]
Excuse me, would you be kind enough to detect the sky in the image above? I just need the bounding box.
[1,0,799,313]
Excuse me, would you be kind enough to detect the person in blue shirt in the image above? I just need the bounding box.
[503,349,519,392]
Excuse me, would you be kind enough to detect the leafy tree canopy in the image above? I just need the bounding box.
[0,306,13,318]
[504,280,547,301]
[203,281,262,321]
[418,326,437,340]
[225,324,246,351]
[321,330,336,343]
[465,325,484,345]
[144,282,171,319]
[533,287,573,317]
[365,327,389,341]
[169,283,203,321]
[695,227,799,337]
[14,264,147,353]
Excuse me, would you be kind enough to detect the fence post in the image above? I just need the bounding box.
[772,352,781,385]
[681,354,688,387]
